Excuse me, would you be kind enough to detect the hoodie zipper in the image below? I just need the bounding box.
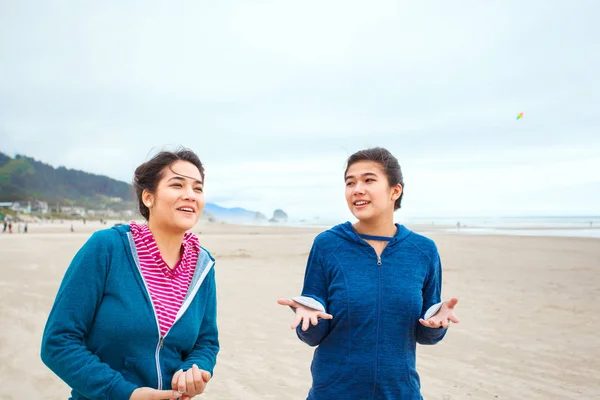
[352,227,389,399]
[127,234,210,390]
[130,261,165,389]
[152,272,207,390]
[154,266,210,380]
[373,252,382,399]
[155,336,164,389]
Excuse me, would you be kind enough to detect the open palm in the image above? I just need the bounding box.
[277,298,333,331]
[419,298,460,329]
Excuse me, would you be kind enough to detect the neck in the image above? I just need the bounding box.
[354,215,397,238]
[147,220,185,268]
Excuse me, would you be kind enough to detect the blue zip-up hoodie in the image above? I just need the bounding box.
[41,225,219,400]
[296,222,447,400]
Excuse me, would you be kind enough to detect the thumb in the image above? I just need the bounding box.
[151,389,183,399]
[277,298,296,307]
[445,298,459,309]
[202,370,212,382]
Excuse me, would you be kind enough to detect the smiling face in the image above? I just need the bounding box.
[142,160,205,233]
[344,160,402,222]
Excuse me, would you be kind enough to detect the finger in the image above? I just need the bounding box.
[151,389,183,399]
[317,312,333,320]
[446,298,459,309]
[177,370,187,394]
[277,298,297,307]
[449,315,460,323]
[192,365,205,392]
[302,316,310,331]
[441,320,449,328]
[192,363,202,377]
[418,318,430,327]
[428,319,438,328]
[171,369,183,390]
[291,313,303,329]
[201,370,211,382]
[310,315,318,326]
[186,368,197,396]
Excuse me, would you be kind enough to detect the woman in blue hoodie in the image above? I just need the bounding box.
[41,149,219,400]
[278,147,459,400]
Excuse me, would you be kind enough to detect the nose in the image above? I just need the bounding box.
[352,182,365,195]
[182,185,195,200]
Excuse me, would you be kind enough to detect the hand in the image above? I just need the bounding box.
[419,297,460,329]
[171,364,211,399]
[129,387,184,400]
[277,298,333,331]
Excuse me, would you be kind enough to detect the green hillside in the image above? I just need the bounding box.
[0,152,134,209]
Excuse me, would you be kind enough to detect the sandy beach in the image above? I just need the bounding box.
[1,220,599,399]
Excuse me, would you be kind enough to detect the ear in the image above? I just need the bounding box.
[142,189,154,208]
[391,184,403,201]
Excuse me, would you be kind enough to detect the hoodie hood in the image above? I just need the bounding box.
[329,221,412,247]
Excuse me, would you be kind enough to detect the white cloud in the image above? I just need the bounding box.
[1,0,599,218]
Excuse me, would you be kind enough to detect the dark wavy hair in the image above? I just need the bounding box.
[133,148,204,220]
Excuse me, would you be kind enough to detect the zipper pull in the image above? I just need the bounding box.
[377,255,382,266]
[159,336,164,349]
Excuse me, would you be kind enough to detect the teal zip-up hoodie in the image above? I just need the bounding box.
[296,222,447,400]
[41,225,219,400]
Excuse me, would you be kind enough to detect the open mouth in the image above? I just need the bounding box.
[176,207,195,214]
[353,200,370,207]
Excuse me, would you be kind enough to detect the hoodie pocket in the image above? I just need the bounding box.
[121,357,155,387]
[310,345,349,389]
[405,365,422,393]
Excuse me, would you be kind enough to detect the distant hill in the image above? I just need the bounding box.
[0,152,134,208]
[204,203,263,222]
[0,151,267,221]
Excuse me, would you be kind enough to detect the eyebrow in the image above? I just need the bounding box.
[345,172,379,181]
[168,175,204,185]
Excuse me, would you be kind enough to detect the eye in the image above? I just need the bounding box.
[194,187,203,193]
[346,182,354,187]
[171,183,182,188]
[366,178,375,182]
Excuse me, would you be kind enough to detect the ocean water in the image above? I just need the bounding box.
[400,215,600,228]
[435,227,600,238]
[285,216,600,239]
[400,216,600,238]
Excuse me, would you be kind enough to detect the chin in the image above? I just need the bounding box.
[350,210,372,221]
[174,220,198,232]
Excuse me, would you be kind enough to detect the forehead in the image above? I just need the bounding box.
[161,160,203,181]
[345,160,384,177]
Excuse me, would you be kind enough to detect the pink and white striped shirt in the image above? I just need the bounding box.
[130,222,200,337]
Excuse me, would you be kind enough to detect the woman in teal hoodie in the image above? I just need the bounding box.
[278,147,459,400]
[41,149,219,400]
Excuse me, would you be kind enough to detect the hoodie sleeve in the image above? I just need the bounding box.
[177,267,220,375]
[295,240,331,347]
[416,248,449,345]
[41,231,138,400]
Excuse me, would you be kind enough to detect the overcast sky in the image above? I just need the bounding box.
[1,0,599,221]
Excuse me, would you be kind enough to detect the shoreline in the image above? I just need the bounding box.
[2,219,599,240]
